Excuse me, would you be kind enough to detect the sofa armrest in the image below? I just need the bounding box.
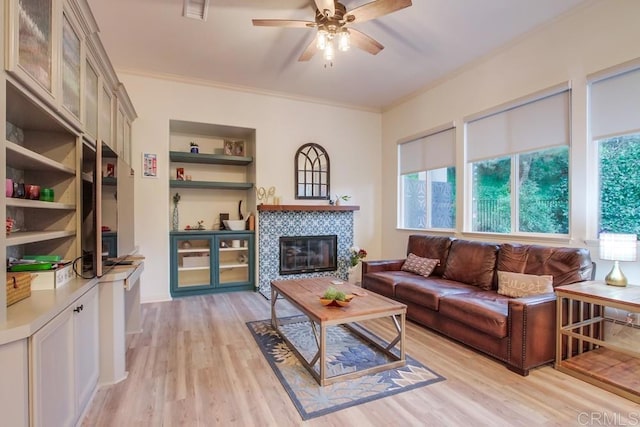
[362,259,405,274]
[511,293,557,305]
[507,293,557,374]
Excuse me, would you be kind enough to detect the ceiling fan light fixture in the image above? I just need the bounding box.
[338,29,350,52]
[323,39,335,61]
[316,30,328,50]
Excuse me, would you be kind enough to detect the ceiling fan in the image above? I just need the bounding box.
[252,0,412,63]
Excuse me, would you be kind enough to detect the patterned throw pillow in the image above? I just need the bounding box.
[497,271,554,298]
[401,253,439,277]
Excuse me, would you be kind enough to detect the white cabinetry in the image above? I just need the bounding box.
[30,303,75,427]
[0,339,29,426]
[74,284,99,417]
[30,285,99,427]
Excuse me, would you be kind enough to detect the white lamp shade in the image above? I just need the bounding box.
[599,233,637,262]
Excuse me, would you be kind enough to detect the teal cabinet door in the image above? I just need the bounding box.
[215,233,255,289]
[170,233,215,297]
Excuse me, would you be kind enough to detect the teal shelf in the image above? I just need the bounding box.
[169,151,253,166]
[102,177,117,186]
[169,180,253,190]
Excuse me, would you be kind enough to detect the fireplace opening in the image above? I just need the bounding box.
[279,235,337,275]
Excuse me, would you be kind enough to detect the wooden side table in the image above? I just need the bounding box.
[555,281,640,403]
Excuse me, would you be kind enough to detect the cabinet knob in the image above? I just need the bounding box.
[73,304,84,313]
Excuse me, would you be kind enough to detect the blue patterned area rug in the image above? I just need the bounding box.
[246,316,445,420]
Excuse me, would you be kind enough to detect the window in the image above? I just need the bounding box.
[467,88,570,234]
[471,147,568,233]
[399,127,456,229]
[590,65,640,236]
[597,135,640,236]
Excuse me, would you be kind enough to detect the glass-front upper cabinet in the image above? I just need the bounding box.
[8,0,56,101]
[84,56,99,140]
[61,6,82,123]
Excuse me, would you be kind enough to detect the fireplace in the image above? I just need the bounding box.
[257,205,357,298]
[279,235,337,275]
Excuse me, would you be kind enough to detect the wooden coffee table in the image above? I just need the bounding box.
[271,277,407,386]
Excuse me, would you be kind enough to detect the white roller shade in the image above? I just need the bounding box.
[399,127,455,175]
[467,90,570,162]
[591,67,640,140]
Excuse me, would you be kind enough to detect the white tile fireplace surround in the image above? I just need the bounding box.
[256,205,359,298]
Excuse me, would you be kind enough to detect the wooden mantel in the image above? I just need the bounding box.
[257,204,360,212]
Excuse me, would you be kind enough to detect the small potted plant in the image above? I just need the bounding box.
[334,194,351,206]
[319,286,354,307]
[190,141,199,154]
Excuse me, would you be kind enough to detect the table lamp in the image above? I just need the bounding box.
[599,233,637,287]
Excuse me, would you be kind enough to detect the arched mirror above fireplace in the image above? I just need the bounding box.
[295,143,330,200]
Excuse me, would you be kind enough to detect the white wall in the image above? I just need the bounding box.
[381,0,640,283]
[121,74,381,302]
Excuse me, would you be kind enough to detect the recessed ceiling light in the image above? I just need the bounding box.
[183,0,209,21]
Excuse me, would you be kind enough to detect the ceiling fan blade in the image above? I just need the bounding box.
[313,0,335,17]
[252,19,315,28]
[345,0,412,24]
[298,37,318,61]
[349,28,384,55]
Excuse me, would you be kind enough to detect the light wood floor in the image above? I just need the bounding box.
[82,291,639,426]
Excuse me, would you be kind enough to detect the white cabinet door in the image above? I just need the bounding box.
[74,286,99,419]
[0,339,29,426]
[30,306,76,427]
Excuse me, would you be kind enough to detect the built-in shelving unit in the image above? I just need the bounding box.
[5,80,80,270]
[168,120,256,296]
[1,0,138,424]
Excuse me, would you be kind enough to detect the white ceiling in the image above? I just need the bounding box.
[86,0,588,111]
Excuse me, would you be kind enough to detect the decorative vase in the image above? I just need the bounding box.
[172,204,179,231]
[190,146,199,153]
[348,262,362,285]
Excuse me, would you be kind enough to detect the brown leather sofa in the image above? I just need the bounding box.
[362,235,593,375]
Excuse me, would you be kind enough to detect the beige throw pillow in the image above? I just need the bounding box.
[497,271,554,298]
[401,253,439,277]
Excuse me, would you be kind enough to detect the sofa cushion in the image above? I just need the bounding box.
[401,253,439,277]
[361,271,418,298]
[395,278,482,311]
[497,271,554,298]
[407,235,452,277]
[439,292,509,338]
[442,240,499,290]
[497,243,593,287]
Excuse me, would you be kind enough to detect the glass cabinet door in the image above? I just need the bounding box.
[174,237,213,291]
[61,10,81,119]
[216,235,251,287]
[84,58,99,138]
[16,0,54,92]
[100,86,113,148]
